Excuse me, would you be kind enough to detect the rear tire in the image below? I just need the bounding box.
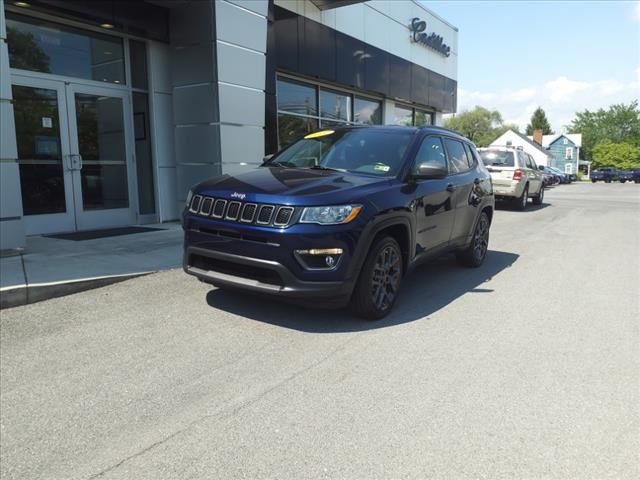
[515,185,529,211]
[591,179,596,183]
[457,212,490,268]
[532,184,544,205]
[350,236,403,320]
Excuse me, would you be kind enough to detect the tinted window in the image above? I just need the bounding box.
[319,88,350,122]
[444,138,470,173]
[277,78,317,115]
[272,129,413,176]
[6,14,125,84]
[463,143,476,168]
[480,150,515,167]
[353,97,382,125]
[414,136,446,171]
[394,105,413,126]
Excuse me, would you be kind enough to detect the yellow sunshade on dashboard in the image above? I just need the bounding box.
[304,130,335,139]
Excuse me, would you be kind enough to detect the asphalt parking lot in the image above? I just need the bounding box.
[1,182,638,480]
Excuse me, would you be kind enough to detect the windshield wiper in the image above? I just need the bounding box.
[308,165,346,172]
[265,160,296,168]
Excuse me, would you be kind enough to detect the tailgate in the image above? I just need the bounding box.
[487,167,515,186]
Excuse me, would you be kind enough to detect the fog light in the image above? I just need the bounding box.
[295,248,343,270]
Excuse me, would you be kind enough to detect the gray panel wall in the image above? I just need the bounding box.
[215,0,268,175]
[0,0,26,251]
[169,0,221,213]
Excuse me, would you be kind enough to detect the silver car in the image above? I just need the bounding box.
[478,146,544,210]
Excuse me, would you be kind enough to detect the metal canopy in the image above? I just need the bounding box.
[309,0,367,10]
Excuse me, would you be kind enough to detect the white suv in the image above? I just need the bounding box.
[478,146,544,210]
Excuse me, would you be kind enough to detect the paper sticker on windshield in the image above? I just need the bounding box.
[304,130,334,139]
[374,164,390,172]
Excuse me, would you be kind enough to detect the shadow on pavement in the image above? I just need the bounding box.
[495,202,550,212]
[205,250,519,333]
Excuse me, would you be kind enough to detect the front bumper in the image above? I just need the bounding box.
[182,214,367,306]
[184,246,354,306]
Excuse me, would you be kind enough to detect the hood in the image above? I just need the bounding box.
[194,166,392,206]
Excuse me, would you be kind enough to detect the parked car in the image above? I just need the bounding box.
[547,166,572,184]
[591,167,619,183]
[619,169,640,183]
[538,166,563,185]
[182,126,495,320]
[540,170,557,187]
[478,146,544,210]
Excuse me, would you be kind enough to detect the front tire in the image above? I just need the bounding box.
[457,212,490,268]
[351,236,403,320]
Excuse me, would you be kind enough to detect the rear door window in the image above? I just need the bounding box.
[444,138,470,174]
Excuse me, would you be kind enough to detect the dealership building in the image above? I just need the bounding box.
[0,0,458,251]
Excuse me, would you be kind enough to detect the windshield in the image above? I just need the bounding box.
[268,129,414,176]
[479,150,515,167]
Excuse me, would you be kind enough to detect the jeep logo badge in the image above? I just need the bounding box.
[230,192,246,200]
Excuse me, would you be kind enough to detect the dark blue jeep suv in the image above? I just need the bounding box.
[183,126,494,319]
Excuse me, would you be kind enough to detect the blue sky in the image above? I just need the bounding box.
[424,0,640,130]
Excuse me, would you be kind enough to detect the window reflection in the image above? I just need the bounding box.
[320,88,350,122]
[12,85,67,215]
[75,94,129,210]
[6,14,125,84]
[354,97,382,125]
[278,114,317,147]
[394,105,413,127]
[277,79,317,116]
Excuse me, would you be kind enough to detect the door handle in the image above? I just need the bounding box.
[446,184,455,193]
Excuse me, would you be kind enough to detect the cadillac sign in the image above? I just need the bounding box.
[409,17,451,57]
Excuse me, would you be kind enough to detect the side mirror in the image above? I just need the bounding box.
[262,153,274,164]
[413,163,448,180]
[538,165,544,170]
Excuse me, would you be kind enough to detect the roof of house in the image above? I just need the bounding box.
[493,130,552,158]
[527,133,582,148]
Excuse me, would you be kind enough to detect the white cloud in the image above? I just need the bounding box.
[634,0,640,20]
[456,70,640,131]
[544,76,590,102]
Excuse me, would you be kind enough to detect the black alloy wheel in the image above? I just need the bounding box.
[371,245,402,312]
[457,211,490,268]
[351,236,403,320]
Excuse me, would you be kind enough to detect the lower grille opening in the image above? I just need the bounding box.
[189,253,284,286]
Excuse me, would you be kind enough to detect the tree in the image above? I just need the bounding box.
[568,101,640,161]
[525,107,554,135]
[591,141,640,170]
[443,106,516,147]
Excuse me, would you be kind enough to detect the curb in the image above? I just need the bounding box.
[0,272,153,309]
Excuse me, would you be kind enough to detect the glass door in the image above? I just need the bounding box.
[11,75,137,234]
[65,83,136,230]
[11,77,76,235]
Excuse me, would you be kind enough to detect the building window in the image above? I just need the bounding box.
[563,138,568,145]
[6,13,126,84]
[276,76,382,147]
[394,104,434,127]
[565,147,573,159]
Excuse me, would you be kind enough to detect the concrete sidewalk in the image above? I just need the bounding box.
[0,223,183,308]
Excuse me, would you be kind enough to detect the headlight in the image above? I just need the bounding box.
[185,189,193,207]
[299,205,361,225]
